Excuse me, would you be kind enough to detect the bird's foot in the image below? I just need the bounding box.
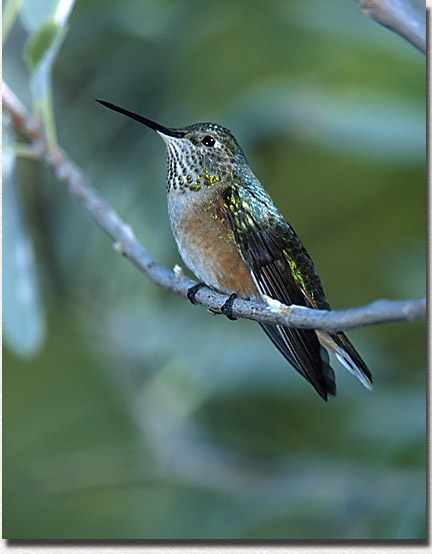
[187,282,206,304]
[221,293,238,321]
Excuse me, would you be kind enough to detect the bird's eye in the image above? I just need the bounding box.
[201,135,215,147]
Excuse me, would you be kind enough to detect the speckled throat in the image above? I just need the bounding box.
[162,134,223,193]
[163,136,204,192]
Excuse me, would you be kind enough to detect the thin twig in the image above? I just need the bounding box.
[356,0,426,53]
[2,81,426,332]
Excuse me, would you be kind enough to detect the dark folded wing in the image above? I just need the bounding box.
[223,186,336,400]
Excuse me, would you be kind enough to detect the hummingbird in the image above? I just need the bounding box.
[97,100,373,400]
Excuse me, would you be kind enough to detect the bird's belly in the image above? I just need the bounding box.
[170,207,258,298]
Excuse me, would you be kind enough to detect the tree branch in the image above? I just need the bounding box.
[2,81,426,332]
[356,0,426,53]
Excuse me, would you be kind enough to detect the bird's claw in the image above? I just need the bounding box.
[187,282,206,304]
[221,293,238,320]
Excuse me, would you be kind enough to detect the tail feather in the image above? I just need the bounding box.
[260,322,336,400]
[318,331,373,390]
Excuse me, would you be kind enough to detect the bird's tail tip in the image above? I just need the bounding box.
[335,353,373,389]
[333,333,373,390]
[318,331,373,390]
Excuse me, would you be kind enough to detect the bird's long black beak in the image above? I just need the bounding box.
[96,100,185,138]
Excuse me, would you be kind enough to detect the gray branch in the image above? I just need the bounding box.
[356,0,426,53]
[2,81,426,332]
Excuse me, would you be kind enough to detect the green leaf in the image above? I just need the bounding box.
[24,20,61,69]
[22,1,76,148]
[19,0,58,31]
[24,20,64,147]
[19,0,76,31]
[2,0,25,44]
[2,121,47,356]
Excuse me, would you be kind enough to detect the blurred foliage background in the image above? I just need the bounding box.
[3,0,426,540]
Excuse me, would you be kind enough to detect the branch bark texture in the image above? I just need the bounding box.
[2,81,426,332]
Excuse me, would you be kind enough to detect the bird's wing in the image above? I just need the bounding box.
[222,185,336,400]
